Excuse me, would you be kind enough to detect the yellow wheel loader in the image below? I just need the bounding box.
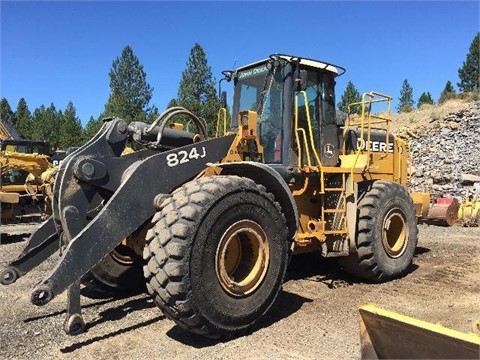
[0,139,57,222]
[1,54,419,337]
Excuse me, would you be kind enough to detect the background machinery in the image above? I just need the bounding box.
[1,54,419,337]
[458,195,480,226]
[0,119,20,140]
[0,121,58,222]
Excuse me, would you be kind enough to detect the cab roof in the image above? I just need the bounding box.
[236,53,346,76]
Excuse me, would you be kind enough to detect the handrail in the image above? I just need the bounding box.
[344,91,394,170]
[295,91,322,168]
[296,128,312,168]
[216,108,227,138]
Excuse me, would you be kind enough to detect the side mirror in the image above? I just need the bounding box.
[220,91,227,108]
[219,72,232,107]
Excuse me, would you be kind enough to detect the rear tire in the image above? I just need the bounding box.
[144,176,289,337]
[339,181,418,282]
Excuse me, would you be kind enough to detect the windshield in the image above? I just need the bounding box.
[229,58,338,165]
[232,63,284,125]
[0,140,50,154]
[232,62,285,163]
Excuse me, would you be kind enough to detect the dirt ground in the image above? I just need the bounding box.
[0,223,479,360]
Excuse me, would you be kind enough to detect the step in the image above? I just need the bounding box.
[323,209,346,213]
[324,187,345,192]
[323,230,349,235]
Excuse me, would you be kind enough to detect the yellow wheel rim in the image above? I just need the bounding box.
[382,209,408,258]
[216,220,269,297]
[110,244,136,265]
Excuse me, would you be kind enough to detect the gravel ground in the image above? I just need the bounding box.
[0,223,479,359]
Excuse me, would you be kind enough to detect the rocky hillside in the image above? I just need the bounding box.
[392,99,480,200]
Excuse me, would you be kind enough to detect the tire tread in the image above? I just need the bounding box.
[339,180,418,282]
[144,175,288,337]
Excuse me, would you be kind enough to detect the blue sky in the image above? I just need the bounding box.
[1,1,479,126]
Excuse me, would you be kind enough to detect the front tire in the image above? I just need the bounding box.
[339,180,418,282]
[144,176,289,337]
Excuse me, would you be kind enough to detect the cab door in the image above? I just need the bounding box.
[318,74,340,166]
[299,69,339,167]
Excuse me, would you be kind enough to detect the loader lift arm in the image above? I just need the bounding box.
[1,117,236,334]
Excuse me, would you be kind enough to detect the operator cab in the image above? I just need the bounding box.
[229,54,345,170]
[0,139,51,156]
[0,139,53,186]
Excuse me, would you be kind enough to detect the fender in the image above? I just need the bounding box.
[213,161,298,241]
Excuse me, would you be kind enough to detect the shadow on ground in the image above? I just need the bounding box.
[0,233,30,244]
[54,247,428,351]
[285,251,361,288]
[59,296,161,354]
[166,289,312,348]
[24,291,150,322]
[60,315,164,354]
[414,246,431,257]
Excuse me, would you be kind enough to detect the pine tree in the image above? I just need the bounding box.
[13,98,32,139]
[46,104,62,150]
[31,103,62,149]
[175,43,221,136]
[147,105,160,123]
[83,115,103,142]
[105,45,154,123]
[337,81,362,115]
[438,81,456,104]
[417,92,434,108]
[1,97,14,125]
[458,32,480,92]
[59,102,83,149]
[397,79,414,113]
[31,105,45,140]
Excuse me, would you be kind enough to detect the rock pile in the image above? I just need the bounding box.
[405,101,480,200]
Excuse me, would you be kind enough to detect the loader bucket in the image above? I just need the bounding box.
[458,198,480,226]
[409,192,430,219]
[426,197,459,226]
[359,304,480,359]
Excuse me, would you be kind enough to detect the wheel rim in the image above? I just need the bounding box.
[382,209,408,258]
[110,243,136,265]
[216,220,269,297]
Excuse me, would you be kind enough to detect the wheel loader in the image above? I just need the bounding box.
[0,140,60,220]
[1,54,419,337]
[0,122,58,222]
